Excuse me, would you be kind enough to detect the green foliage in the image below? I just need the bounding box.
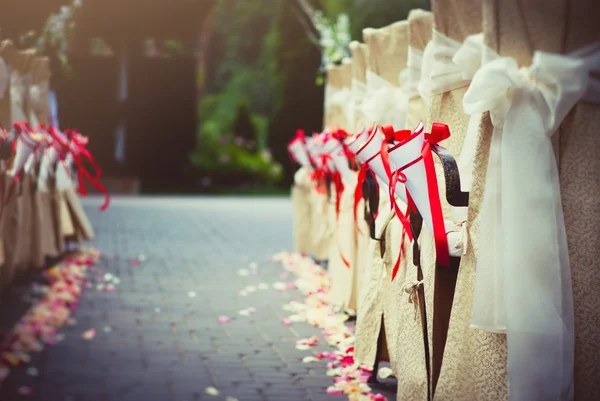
[190,0,285,187]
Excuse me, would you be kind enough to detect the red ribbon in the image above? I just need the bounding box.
[379,127,415,241]
[332,171,344,220]
[422,122,451,267]
[353,150,381,227]
[70,136,110,211]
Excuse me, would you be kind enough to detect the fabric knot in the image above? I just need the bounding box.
[402,280,423,320]
[361,70,408,129]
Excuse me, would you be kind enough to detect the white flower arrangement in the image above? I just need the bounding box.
[312,11,352,71]
[293,0,352,83]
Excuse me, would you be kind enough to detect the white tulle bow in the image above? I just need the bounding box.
[464,42,600,401]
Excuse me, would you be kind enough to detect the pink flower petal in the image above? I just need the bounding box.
[217,316,231,324]
[281,318,293,327]
[326,386,344,395]
[18,386,34,396]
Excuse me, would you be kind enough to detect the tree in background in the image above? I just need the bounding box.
[190,0,285,190]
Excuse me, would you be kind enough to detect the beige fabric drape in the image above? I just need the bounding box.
[436,1,600,400]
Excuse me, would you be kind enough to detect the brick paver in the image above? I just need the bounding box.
[0,196,396,401]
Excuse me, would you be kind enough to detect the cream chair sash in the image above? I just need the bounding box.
[418,31,486,223]
[418,30,471,104]
[464,42,600,401]
[360,70,407,129]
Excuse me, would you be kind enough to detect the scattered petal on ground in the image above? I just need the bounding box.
[272,252,389,401]
[0,248,100,383]
[17,386,34,396]
[248,262,258,270]
[281,318,293,327]
[204,386,220,396]
[272,282,286,291]
[236,269,250,277]
[188,291,197,298]
[81,329,96,340]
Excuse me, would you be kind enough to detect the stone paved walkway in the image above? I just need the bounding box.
[0,196,396,401]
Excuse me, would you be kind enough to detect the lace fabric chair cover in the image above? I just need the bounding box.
[376,11,435,401]
[355,21,415,383]
[440,0,600,400]
[438,1,600,400]
[354,204,394,364]
[402,0,486,397]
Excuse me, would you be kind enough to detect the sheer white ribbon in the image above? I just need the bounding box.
[418,30,471,106]
[464,42,600,401]
[360,70,408,129]
[0,59,9,101]
[418,32,486,246]
[399,47,423,100]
